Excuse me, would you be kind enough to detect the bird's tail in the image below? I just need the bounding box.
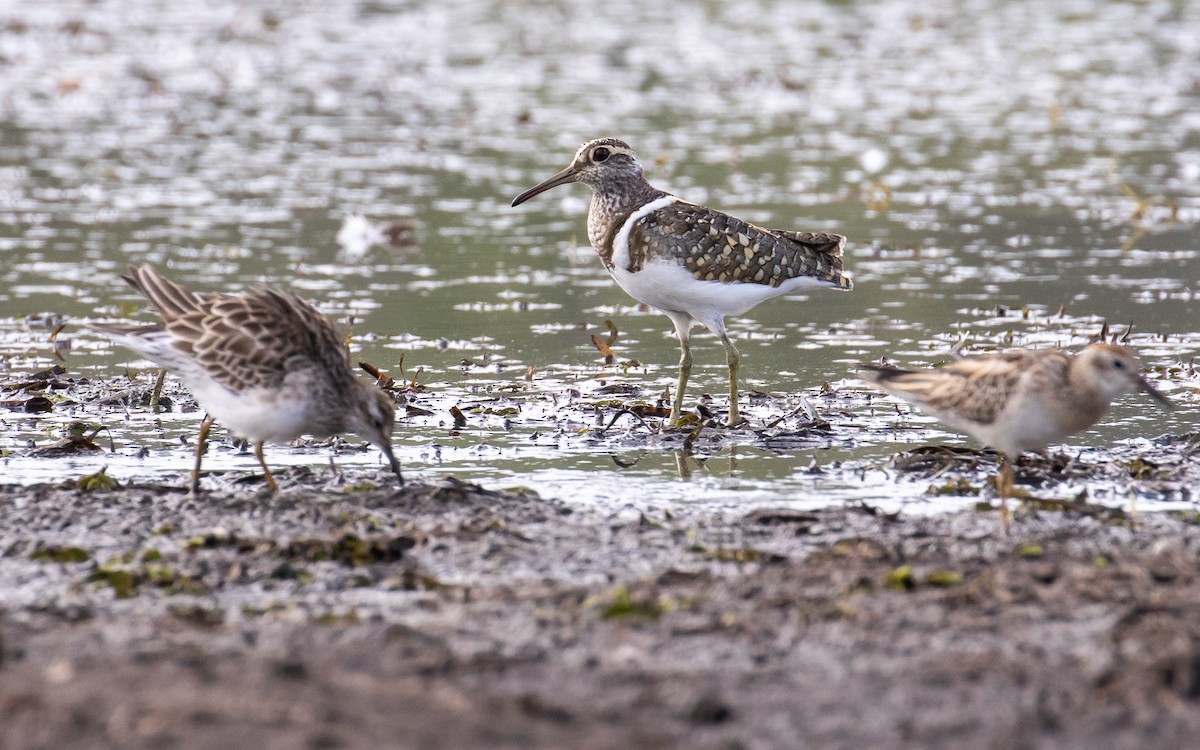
[776,230,852,290]
[122,264,205,321]
[859,363,945,401]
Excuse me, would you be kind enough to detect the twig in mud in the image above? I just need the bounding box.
[150,368,166,413]
[762,398,819,430]
[600,408,654,434]
[763,406,802,430]
[49,320,67,342]
[590,334,616,364]
[92,423,116,453]
[359,360,395,389]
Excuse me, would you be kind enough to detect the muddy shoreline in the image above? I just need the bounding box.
[2,476,1199,749]
[3,1,1199,746]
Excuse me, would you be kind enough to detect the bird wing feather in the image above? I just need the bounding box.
[861,350,1068,426]
[187,288,352,392]
[628,202,850,289]
[112,265,353,394]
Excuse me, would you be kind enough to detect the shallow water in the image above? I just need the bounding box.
[1,0,1198,512]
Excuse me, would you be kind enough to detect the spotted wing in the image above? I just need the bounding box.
[861,350,1066,426]
[119,265,352,393]
[628,202,850,289]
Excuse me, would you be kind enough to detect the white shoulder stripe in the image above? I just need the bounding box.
[611,196,678,273]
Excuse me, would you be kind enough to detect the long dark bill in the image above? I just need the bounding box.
[382,444,404,486]
[511,165,579,207]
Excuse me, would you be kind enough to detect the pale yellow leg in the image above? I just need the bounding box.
[673,450,692,479]
[719,333,746,427]
[997,456,1014,534]
[190,414,216,496]
[669,341,693,427]
[254,441,279,493]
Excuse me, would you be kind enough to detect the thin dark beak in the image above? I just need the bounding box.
[381,443,404,486]
[511,164,579,207]
[1138,376,1174,411]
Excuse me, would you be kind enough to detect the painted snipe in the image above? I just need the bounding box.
[512,138,851,427]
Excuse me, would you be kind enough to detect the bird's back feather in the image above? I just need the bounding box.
[103,265,354,395]
[628,202,851,289]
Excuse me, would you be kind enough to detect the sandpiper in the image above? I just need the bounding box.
[93,264,403,493]
[511,138,851,427]
[860,342,1173,501]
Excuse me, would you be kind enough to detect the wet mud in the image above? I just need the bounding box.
[2,1,1199,746]
[3,463,1200,749]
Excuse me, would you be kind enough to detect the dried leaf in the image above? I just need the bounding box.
[603,319,619,346]
[360,360,384,379]
[590,334,615,365]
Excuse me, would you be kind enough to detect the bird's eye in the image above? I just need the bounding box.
[592,147,610,162]
[1112,359,1124,369]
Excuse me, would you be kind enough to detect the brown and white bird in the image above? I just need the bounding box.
[93,264,402,493]
[860,342,1173,498]
[512,137,851,427]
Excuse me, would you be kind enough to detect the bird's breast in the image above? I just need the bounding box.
[588,196,680,273]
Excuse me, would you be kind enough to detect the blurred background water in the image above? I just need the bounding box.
[1,0,1198,512]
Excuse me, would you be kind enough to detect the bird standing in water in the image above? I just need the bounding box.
[94,264,403,493]
[861,342,1173,515]
[512,138,851,427]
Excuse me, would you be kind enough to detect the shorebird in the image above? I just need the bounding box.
[511,137,851,427]
[93,264,403,493]
[860,342,1173,502]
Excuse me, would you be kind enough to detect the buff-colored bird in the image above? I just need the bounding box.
[861,343,1173,502]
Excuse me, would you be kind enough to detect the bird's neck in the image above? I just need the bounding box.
[586,177,667,269]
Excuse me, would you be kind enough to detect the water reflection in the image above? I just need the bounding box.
[1,0,1198,511]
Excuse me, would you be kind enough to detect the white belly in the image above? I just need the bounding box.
[103,328,323,445]
[610,259,826,334]
[606,196,830,333]
[189,380,314,444]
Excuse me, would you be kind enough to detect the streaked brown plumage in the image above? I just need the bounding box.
[512,137,851,427]
[93,264,402,492]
